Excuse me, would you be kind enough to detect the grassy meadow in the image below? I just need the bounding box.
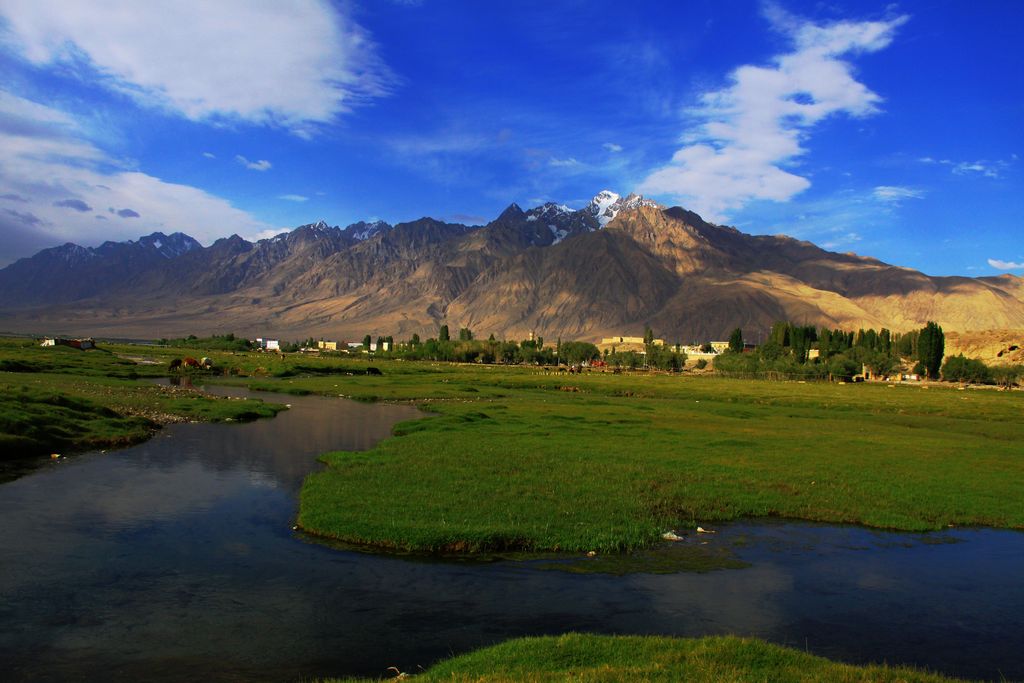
[328,633,970,682]
[287,361,1024,552]
[3,337,1022,551]
[0,337,284,459]
[1,338,1017,680]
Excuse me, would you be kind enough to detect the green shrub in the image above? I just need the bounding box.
[941,354,992,384]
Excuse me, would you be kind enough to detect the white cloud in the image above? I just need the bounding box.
[821,232,862,250]
[873,185,924,202]
[202,152,216,159]
[603,142,623,153]
[549,157,581,168]
[729,184,915,257]
[278,194,308,202]
[251,228,292,241]
[0,90,274,264]
[0,0,391,134]
[988,258,1024,270]
[386,132,494,156]
[919,156,1011,178]
[639,9,907,220]
[953,160,1004,178]
[235,155,272,172]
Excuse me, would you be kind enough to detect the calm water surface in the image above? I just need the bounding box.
[0,387,1021,681]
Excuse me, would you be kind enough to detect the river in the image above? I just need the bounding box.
[0,387,1020,681]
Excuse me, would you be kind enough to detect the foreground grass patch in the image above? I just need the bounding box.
[0,383,154,456]
[0,372,284,459]
[0,337,286,477]
[329,633,968,682]
[298,370,1024,552]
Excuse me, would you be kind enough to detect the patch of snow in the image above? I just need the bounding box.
[548,224,569,245]
[589,190,621,227]
[618,192,661,211]
[584,190,662,228]
[527,202,577,223]
[348,219,390,241]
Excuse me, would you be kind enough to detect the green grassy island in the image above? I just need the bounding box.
[293,361,1023,552]
[328,634,971,682]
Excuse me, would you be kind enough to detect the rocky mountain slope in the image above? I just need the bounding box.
[1,192,1022,343]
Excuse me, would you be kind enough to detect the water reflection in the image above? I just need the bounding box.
[0,388,1021,682]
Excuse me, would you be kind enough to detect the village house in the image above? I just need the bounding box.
[40,337,95,350]
[317,340,339,351]
[679,341,731,357]
[600,335,666,347]
[254,338,280,351]
[597,335,665,355]
[347,340,391,353]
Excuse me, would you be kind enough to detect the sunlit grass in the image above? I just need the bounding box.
[326,633,971,682]
[295,366,1024,552]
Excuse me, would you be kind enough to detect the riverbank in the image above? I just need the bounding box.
[327,634,971,682]
[2,344,1019,681]
[290,363,1023,552]
[5,338,1023,551]
[0,339,285,460]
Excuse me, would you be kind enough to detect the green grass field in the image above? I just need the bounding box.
[0,338,285,459]
[3,338,1022,551]
[289,362,1024,552]
[328,634,969,682]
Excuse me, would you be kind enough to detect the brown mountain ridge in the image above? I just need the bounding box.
[1,192,1022,343]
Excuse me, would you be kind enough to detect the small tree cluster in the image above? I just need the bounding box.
[941,354,991,383]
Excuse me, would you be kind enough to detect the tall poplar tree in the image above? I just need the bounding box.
[917,321,944,379]
[728,327,744,353]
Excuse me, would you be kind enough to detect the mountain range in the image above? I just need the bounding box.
[1,191,1023,344]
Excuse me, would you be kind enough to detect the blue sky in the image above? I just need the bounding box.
[0,0,1020,275]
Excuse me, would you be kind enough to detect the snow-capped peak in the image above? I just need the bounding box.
[588,190,621,227]
[290,220,340,241]
[526,202,574,222]
[586,191,661,227]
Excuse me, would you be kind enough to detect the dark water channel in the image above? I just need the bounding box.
[1,387,1021,682]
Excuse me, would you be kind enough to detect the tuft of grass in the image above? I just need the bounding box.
[325,633,971,682]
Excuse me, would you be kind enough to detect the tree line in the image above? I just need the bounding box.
[715,321,947,381]
[157,323,1020,386]
[715,321,1021,385]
